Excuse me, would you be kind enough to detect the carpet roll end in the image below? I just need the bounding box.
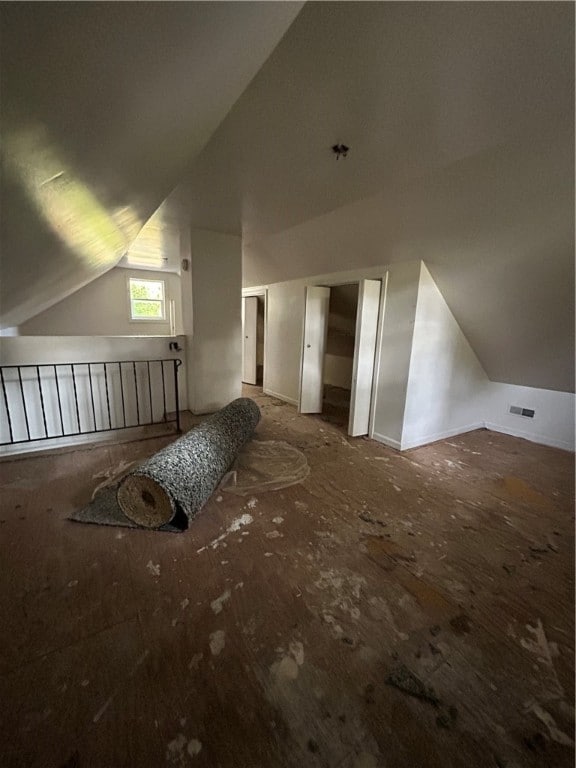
[117,474,174,529]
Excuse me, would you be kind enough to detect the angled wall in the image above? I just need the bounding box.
[18,268,182,337]
[401,263,488,449]
[401,263,575,452]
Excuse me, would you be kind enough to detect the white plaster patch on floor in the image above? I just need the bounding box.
[211,589,231,615]
[288,640,305,666]
[198,514,254,553]
[525,700,574,746]
[180,598,190,610]
[315,569,366,620]
[229,513,254,532]
[209,630,226,656]
[166,733,187,764]
[187,739,203,757]
[266,530,283,539]
[272,516,284,525]
[271,654,299,682]
[235,582,244,590]
[294,501,308,510]
[221,560,229,565]
[188,653,203,671]
[146,560,160,577]
[67,580,78,588]
[216,496,223,502]
[322,612,344,639]
[393,485,401,492]
[246,497,258,509]
[264,552,274,557]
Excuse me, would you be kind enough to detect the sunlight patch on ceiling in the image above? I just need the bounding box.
[121,206,181,271]
[2,123,141,270]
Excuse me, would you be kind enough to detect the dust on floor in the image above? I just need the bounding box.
[0,385,573,768]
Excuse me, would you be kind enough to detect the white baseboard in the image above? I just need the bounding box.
[263,388,299,407]
[371,431,402,450]
[484,421,574,452]
[400,422,485,451]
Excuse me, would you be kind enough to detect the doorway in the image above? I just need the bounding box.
[322,283,358,427]
[299,279,383,437]
[242,293,266,388]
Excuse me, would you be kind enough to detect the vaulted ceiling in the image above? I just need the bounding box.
[175,1,574,392]
[1,2,573,392]
[0,1,303,327]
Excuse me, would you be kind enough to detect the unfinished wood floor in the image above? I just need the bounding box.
[0,386,574,768]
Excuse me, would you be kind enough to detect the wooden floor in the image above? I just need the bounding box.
[0,386,574,768]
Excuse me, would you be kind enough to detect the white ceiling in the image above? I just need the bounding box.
[175,2,574,392]
[2,2,573,392]
[0,2,303,327]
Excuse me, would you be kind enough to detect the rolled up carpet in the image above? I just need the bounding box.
[117,397,261,529]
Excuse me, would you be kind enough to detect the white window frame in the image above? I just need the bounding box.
[127,277,167,323]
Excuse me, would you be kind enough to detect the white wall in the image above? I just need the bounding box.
[247,261,575,453]
[484,383,575,452]
[370,262,421,449]
[401,263,488,449]
[182,229,242,414]
[18,268,183,337]
[401,264,575,452]
[0,335,187,454]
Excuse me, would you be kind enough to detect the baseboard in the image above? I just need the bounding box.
[484,421,574,453]
[371,431,402,450]
[400,422,485,451]
[263,388,299,407]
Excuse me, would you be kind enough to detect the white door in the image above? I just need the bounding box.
[299,286,330,413]
[242,296,258,385]
[349,279,382,436]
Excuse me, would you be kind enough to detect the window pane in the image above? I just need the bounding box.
[132,300,163,318]
[130,279,163,300]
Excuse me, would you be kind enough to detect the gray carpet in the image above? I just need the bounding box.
[70,397,261,533]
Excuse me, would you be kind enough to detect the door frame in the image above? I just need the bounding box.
[297,274,388,435]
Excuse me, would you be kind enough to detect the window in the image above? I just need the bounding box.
[128,278,166,321]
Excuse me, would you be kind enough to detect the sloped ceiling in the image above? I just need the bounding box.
[0,1,303,328]
[175,1,574,392]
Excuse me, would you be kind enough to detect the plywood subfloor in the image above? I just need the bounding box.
[0,386,573,768]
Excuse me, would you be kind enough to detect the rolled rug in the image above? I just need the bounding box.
[117,397,261,529]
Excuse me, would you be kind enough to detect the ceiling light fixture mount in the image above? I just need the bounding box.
[332,143,349,159]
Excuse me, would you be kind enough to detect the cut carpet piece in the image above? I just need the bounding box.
[70,397,261,532]
[220,440,309,495]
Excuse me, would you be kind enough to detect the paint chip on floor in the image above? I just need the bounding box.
[146,561,160,577]
[209,630,226,656]
[211,589,231,615]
